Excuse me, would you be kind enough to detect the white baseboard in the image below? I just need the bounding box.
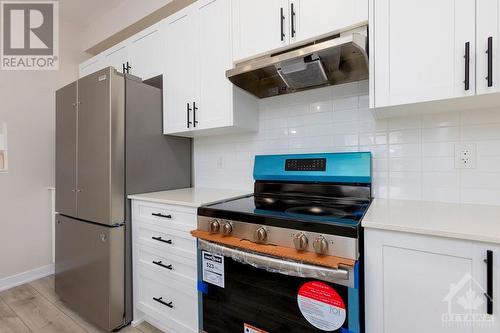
[0,264,55,293]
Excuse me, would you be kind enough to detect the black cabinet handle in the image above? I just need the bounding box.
[122,63,126,74]
[126,61,132,73]
[152,213,172,219]
[152,297,173,308]
[187,103,192,128]
[484,250,493,315]
[280,8,285,41]
[464,42,470,91]
[291,3,296,38]
[193,102,198,128]
[152,260,173,270]
[152,236,172,244]
[487,37,493,87]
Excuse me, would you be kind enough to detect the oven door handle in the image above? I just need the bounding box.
[199,240,350,283]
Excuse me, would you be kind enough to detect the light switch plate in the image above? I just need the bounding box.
[454,143,476,169]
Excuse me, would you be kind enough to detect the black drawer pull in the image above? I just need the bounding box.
[152,213,172,219]
[152,236,172,244]
[152,260,173,270]
[484,250,493,315]
[153,297,173,308]
[280,7,285,41]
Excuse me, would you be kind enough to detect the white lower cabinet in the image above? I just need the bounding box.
[365,229,500,333]
[132,200,199,333]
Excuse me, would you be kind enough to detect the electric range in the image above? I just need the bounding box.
[195,153,372,333]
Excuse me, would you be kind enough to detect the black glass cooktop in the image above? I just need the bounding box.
[198,194,370,237]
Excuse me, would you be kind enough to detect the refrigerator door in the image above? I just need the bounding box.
[55,214,124,331]
[55,81,78,216]
[77,67,125,225]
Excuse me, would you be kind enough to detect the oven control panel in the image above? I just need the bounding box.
[285,158,326,171]
[197,216,358,260]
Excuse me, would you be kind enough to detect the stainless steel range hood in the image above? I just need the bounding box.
[227,26,369,99]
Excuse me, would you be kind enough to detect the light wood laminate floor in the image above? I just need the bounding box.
[0,275,162,333]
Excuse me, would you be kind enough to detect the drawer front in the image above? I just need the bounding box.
[134,201,197,230]
[137,223,197,256]
[137,243,197,282]
[137,267,198,331]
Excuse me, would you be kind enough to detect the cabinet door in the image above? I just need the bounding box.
[79,54,105,78]
[365,229,475,333]
[103,42,129,74]
[77,68,115,225]
[373,0,476,108]
[55,82,77,216]
[128,23,163,80]
[163,9,197,134]
[232,0,289,62]
[290,0,367,45]
[194,0,232,130]
[476,0,500,95]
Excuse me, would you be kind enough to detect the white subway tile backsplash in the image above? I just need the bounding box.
[193,81,500,205]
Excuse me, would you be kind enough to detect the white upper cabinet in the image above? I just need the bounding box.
[79,54,106,78]
[372,0,476,108]
[232,0,288,62]
[290,0,368,45]
[163,9,198,134]
[103,42,130,74]
[128,23,164,80]
[476,0,500,95]
[232,0,368,62]
[163,0,258,137]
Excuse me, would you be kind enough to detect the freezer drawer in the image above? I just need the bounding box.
[55,214,124,331]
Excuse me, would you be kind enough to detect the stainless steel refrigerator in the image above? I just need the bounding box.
[55,67,192,331]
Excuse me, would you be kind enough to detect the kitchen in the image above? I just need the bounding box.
[0,0,499,333]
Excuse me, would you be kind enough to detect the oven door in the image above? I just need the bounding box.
[198,240,360,333]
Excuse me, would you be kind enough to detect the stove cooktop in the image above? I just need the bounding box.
[197,194,370,237]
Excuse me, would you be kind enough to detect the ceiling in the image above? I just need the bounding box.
[59,0,125,27]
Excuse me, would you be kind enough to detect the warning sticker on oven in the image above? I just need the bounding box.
[297,281,346,331]
[202,251,225,288]
[244,323,268,333]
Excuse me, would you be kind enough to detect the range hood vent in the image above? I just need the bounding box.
[226,26,368,99]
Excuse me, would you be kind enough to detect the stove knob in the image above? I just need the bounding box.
[222,222,233,236]
[254,227,267,243]
[209,219,220,234]
[293,233,308,251]
[313,236,329,255]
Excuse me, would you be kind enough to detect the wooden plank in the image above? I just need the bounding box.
[191,230,355,269]
[0,285,86,333]
[0,298,30,333]
[29,276,58,304]
[135,322,164,333]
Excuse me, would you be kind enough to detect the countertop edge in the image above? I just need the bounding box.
[363,222,500,245]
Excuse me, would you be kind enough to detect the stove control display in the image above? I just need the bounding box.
[285,158,326,171]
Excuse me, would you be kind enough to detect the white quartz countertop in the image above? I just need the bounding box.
[362,199,500,244]
[128,187,251,208]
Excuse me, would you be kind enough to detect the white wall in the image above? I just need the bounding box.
[194,81,500,206]
[0,19,86,279]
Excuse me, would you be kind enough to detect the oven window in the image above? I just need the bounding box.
[202,256,356,333]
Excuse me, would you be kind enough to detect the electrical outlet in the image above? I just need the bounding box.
[454,144,477,169]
